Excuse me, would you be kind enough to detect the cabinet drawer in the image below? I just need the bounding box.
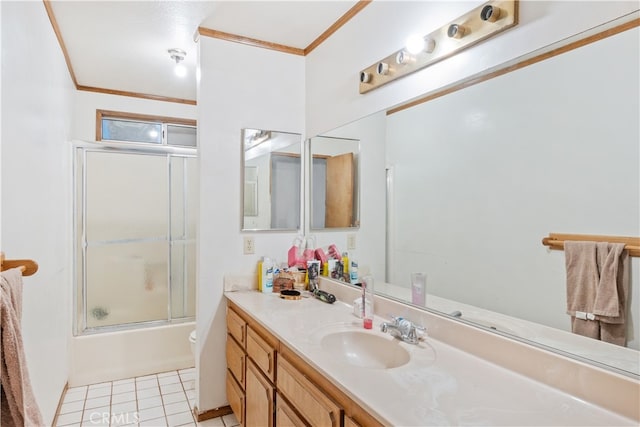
[227,307,246,347]
[247,326,276,382]
[226,372,245,427]
[276,393,309,427]
[226,334,246,389]
[277,357,342,427]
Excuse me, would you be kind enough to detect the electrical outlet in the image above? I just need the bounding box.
[243,236,255,254]
[347,234,357,250]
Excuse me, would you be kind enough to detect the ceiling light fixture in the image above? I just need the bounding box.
[168,48,187,77]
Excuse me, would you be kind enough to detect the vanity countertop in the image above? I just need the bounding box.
[225,290,636,426]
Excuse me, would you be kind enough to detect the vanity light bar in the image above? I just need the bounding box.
[358,0,518,94]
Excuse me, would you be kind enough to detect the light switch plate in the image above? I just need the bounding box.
[347,234,357,250]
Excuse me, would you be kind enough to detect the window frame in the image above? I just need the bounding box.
[96,109,197,147]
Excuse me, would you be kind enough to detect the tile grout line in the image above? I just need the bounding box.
[178,370,197,424]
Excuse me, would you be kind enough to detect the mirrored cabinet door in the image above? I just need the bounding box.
[242,128,302,231]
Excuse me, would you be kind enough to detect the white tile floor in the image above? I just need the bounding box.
[55,368,239,427]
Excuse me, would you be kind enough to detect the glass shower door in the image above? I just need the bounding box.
[75,146,197,333]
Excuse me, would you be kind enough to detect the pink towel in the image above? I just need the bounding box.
[1,268,43,427]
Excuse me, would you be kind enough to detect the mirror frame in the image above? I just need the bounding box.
[240,128,304,232]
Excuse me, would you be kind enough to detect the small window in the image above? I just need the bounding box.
[167,125,197,147]
[97,110,197,147]
[102,119,163,144]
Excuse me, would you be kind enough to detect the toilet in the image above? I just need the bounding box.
[189,330,197,356]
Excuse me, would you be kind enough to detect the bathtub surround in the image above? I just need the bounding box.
[69,322,195,387]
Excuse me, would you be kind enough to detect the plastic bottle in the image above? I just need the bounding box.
[342,252,349,275]
[349,259,359,285]
[362,275,374,329]
[260,257,274,293]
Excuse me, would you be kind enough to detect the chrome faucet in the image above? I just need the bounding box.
[380,316,425,344]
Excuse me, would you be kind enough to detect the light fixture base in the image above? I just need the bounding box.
[168,48,187,64]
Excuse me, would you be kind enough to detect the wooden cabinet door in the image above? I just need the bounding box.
[325,152,354,228]
[246,359,274,427]
[276,394,308,427]
[277,357,341,427]
[226,371,245,427]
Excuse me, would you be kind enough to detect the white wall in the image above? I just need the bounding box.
[73,90,196,141]
[386,27,639,349]
[0,1,75,423]
[197,36,304,411]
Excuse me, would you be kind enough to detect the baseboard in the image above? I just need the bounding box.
[50,382,69,427]
[193,405,233,422]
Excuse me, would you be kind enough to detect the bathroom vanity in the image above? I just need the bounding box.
[224,283,638,426]
[225,298,382,427]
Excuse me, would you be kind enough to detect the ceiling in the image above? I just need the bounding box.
[48,1,361,102]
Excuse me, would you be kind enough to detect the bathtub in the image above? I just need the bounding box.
[69,321,195,386]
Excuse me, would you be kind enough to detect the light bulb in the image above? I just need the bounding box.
[405,34,426,55]
[175,63,187,77]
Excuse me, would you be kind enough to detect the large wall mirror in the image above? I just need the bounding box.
[309,136,360,229]
[315,23,639,377]
[242,128,302,231]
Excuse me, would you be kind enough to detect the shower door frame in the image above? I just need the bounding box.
[73,140,197,335]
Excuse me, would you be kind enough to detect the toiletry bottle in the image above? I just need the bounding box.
[350,259,359,285]
[362,275,374,329]
[342,252,349,276]
[261,257,274,293]
[257,259,263,291]
[411,272,426,306]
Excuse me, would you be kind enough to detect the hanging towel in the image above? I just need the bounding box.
[593,242,626,318]
[1,268,43,427]
[594,242,629,346]
[564,241,629,346]
[564,241,599,339]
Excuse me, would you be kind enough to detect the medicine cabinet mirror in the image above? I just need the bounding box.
[241,128,302,231]
[309,136,360,230]
[314,20,639,378]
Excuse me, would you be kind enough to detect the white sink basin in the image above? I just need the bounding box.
[320,331,410,369]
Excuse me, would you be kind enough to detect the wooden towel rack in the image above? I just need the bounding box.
[542,233,640,257]
[0,252,38,276]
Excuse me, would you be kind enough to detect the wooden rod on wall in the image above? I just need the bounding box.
[0,252,39,276]
[542,233,640,257]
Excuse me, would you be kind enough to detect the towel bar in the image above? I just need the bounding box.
[0,252,38,276]
[542,233,640,257]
